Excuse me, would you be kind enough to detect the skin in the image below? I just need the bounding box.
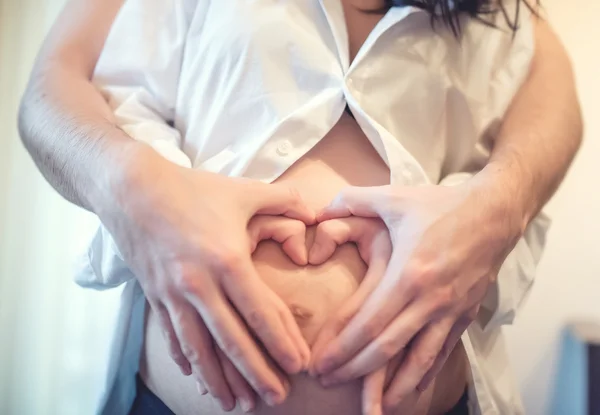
[309,16,583,415]
[19,1,582,414]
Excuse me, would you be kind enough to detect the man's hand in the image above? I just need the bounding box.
[309,182,521,408]
[99,146,314,411]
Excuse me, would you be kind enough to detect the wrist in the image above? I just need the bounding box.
[87,135,170,220]
[467,160,534,241]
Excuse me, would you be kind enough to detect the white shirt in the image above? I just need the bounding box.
[75,0,550,414]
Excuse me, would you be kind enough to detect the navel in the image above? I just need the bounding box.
[289,303,314,326]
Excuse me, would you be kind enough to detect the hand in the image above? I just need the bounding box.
[196,214,311,412]
[99,148,314,410]
[309,183,521,407]
[306,216,392,371]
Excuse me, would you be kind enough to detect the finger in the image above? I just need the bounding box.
[319,296,441,384]
[416,313,473,392]
[384,352,406,390]
[186,283,288,406]
[312,247,414,376]
[153,302,192,376]
[317,186,399,222]
[382,390,421,415]
[384,318,455,405]
[222,259,307,375]
[308,217,384,265]
[248,183,316,225]
[381,353,422,415]
[248,215,308,265]
[216,347,256,413]
[196,380,208,395]
[362,367,386,415]
[308,219,353,265]
[166,301,235,411]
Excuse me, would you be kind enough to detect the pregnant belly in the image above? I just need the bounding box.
[140,113,468,415]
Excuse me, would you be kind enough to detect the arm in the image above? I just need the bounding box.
[451,18,583,329]
[309,15,582,415]
[475,18,583,232]
[18,0,134,212]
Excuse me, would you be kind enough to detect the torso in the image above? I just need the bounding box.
[139,113,468,415]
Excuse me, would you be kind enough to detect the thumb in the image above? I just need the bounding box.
[247,215,308,265]
[317,186,396,222]
[247,183,316,225]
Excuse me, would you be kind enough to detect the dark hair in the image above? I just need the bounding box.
[382,1,540,36]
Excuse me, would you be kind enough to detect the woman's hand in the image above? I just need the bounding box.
[194,214,311,412]
[308,182,522,408]
[100,147,315,411]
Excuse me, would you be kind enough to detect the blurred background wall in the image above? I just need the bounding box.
[0,0,597,414]
[503,1,600,414]
[0,2,121,414]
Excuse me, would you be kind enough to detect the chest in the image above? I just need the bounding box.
[193,1,398,71]
[340,0,388,62]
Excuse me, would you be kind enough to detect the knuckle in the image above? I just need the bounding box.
[404,261,441,295]
[212,248,245,276]
[245,308,267,331]
[221,339,243,362]
[180,343,205,365]
[364,322,383,341]
[378,338,400,360]
[412,350,436,369]
[172,264,202,293]
[435,286,458,309]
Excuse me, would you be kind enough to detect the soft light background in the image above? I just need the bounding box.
[0,0,597,414]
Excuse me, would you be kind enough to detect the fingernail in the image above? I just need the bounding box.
[181,363,192,376]
[316,358,332,375]
[265,391,283,407]
[240,398,254,413]
[218,398,234,412]
[196,382,207,395]
[320,376,336,388]
[417,379,430,392]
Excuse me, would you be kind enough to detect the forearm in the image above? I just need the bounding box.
[18,0,164,214]
[18,62,149,212]
[475,19,583,231]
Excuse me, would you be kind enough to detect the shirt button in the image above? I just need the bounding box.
[346,78,354,88]
[402,170,413,182]
[276,140,292,156]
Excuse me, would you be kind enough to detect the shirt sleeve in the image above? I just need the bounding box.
[439,172,550,331]
[76,0,198,290]
[441,1,536,176]
[93,0,198,167]
[437,3,547,329]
